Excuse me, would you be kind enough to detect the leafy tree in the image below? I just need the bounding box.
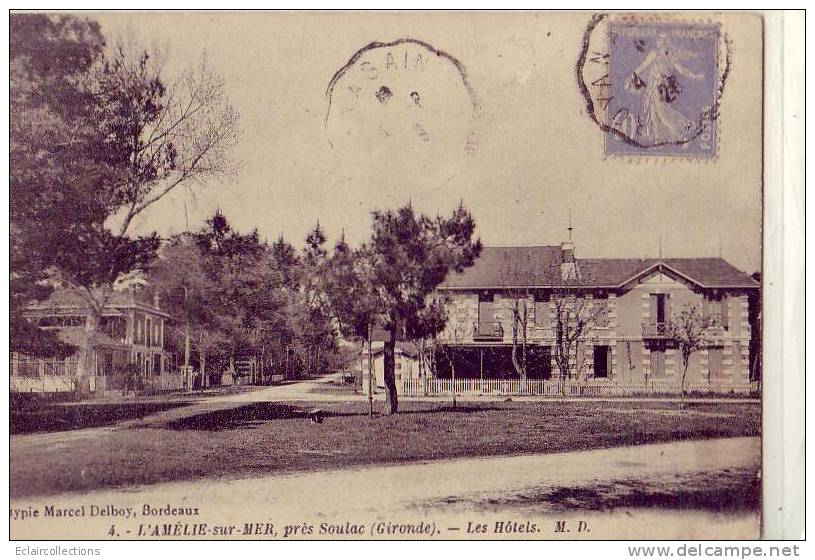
[149,234,230,390]
[365,202,481,414]
[323,237,381,415]
[271,234,301,289]
[295,222,338,377]
[10,14,107,356]
[325,236,380,340]
[150,212,336,387]
[11,14,240,384]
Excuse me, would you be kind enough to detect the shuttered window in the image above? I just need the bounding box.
[708,347,723,379]
[533,292,549,326]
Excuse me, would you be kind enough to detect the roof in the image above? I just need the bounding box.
[55,328,129,349]
[25,287,170,318]
[441,246,759,290]
[370,341,421,359]
[442,246,565,287]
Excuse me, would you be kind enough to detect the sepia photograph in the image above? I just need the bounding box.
[7,9,786,542]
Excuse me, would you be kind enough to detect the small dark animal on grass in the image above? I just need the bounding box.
[308,409,323,424]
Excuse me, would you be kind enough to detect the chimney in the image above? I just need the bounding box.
[560,241,577,281]
[153,291,161,309]
[561,241,575,263]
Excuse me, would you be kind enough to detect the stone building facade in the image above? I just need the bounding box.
[432,243,759,392]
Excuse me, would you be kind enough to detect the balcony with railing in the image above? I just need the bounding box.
[472,320,504,341]
[528,324,555,340]
[642,321,672,339]
[703,317,729,343]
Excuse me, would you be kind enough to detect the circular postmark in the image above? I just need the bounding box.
[325,38,480,156]
[577,13,730,158]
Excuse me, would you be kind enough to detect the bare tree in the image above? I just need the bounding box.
[499,262,537,383]
[431,310,468,409]
[669,303,712,402]
[551,284,609,395]
[65,48,240,380]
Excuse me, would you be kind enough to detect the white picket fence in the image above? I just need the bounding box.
[10,375,77,393]
[10,357,78,377]
[401,378,759,397]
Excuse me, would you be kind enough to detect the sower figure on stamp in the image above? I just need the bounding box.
[625,32,705,145]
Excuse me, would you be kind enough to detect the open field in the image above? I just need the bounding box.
[11,399,759,499]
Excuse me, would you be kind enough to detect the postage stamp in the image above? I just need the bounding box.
[578,15,726,159]
[606,21,720,157]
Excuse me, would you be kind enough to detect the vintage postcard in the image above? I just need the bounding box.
[10,11,767,540]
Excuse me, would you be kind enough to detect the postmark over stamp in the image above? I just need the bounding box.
[578,14,728,159]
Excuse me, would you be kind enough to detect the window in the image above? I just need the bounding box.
[593,345,611,378]
[708,346,723,380]
[478,293,494,324]
[593,292,609,326]
[650,293,670,324]
[37,315,85,328]
[649,349,665,378]
[533,292,549,326]
[707,294,730,329]
[101,316,127,342]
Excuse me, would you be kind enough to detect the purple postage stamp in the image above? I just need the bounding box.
[604,20,720,158]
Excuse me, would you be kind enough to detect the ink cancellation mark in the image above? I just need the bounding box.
[325,38,479,154]
[577,14,730,159]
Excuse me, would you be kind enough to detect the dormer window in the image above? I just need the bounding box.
[560,262,577,281]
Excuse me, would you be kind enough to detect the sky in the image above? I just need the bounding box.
[92,12,762,273]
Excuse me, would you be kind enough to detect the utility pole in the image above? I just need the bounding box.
[183,285,192,392]
[367,324,374,418]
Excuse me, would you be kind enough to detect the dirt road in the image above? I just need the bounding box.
[11,436,760,540]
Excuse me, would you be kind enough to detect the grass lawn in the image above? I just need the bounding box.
[10,399,194,435]
[10,386,266,435]
[10,400,760,499]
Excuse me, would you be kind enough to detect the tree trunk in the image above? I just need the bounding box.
[367,329,374,418]
[521,318,528,382]
[382,327,398,415]
[184,328,192,393]
[510,318,523,379]
[200,351,207,393]
[451,361,457,409]
[76,307,102,394]
[521,305,528,382]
